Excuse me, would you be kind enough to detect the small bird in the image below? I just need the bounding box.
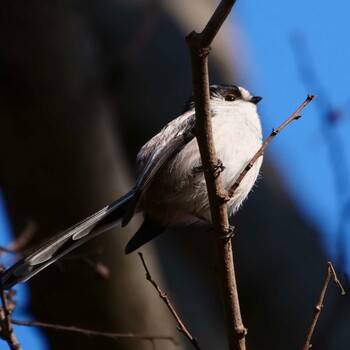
[0,84,263,290]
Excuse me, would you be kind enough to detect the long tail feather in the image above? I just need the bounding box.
[0,191,134,290]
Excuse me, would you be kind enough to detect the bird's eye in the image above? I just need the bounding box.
[225,93,236,101]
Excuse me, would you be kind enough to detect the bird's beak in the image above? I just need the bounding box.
[251,96,262,104]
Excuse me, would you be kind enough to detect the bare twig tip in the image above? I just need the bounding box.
[327,262,346,295]
[138,252,200,349]
[302,261,345,349]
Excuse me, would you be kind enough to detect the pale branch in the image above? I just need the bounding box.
[228,94,316,198]
[138,252,200,350]
[301,262,345,350]
[0,221,37,257]
[0,247,16,254]
[60,252,111,280]
[6,222,37,254]
[10,319,176,344]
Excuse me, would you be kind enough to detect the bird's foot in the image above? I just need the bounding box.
[218,225,235,240]
[192,159,225,177]
[205,224,235,239]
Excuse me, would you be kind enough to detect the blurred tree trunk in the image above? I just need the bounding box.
[0,1,185,349]
[0,0,237,349]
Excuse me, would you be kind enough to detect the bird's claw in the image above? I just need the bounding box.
[192,159,225,176]
[218,225,235,239]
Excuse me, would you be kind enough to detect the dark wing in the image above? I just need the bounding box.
[125,215,165,254]
[0,191,133,290]
[121,113,196,226]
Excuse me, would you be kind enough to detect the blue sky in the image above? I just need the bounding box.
[233,0,350,268]
[0,193,47,349]
[1,0,350,348]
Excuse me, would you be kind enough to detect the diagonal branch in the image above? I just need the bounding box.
[201,0,237,48]
[302,262,345,350]
[138,253,200,350]
[228,94,316,197]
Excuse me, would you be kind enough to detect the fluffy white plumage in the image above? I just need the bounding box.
[138,85,263,225]
[0,84,263,290]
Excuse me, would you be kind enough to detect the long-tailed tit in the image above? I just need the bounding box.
[0,84,263,290]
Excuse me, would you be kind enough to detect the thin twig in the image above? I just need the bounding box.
[10,319,176,344]
[228,94,316,197]
[0,284,21,349]
[138,252,200,350]
[6,222,37,254]
[0,247,16,254]
[61,254,111,280]
[302,262,345,350]
[0,221,37,256]
[328,263,345,295]
[200,0,238,48]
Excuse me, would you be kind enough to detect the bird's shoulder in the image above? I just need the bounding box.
[135,109,195,173]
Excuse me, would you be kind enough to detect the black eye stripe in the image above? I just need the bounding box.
[183,85,244,113]
[209,85,242,100]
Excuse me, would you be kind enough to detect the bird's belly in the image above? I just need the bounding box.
[139,115,263,225]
